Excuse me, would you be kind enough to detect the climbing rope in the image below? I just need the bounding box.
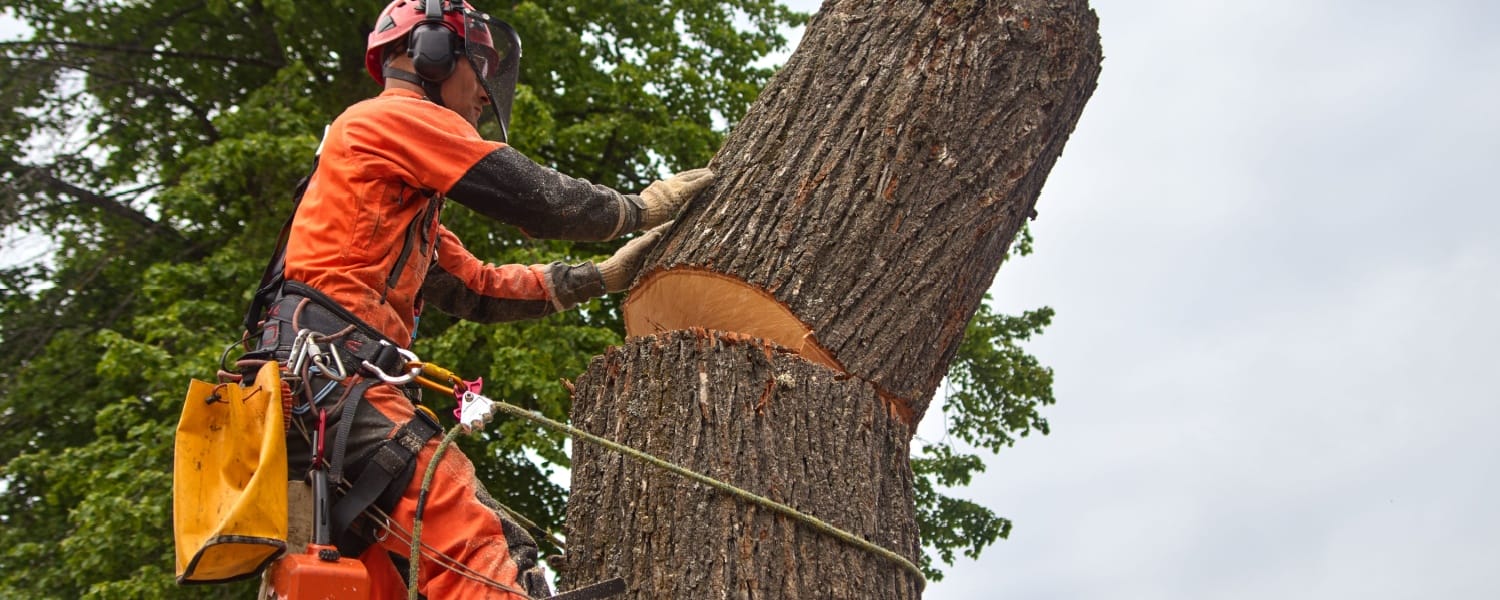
[465,396,928,590]
[406,424,539,599]
[399,362,929,597]
[505,400,926,589]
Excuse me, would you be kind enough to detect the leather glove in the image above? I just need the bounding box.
[598,222,672,293]
[638,168,714,229]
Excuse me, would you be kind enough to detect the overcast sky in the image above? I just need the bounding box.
[770,0,1499,598]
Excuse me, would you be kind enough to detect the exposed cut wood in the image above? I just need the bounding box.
[624,267,840,372]
[625,273,920,423]
[634,0,1104,417]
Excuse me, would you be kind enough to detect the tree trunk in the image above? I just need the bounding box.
[564,330,920,598]
[561,1,1101,597]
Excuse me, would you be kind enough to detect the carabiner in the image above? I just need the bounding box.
[311,351,348,382]
[287,328,316,374]
[361,341,422,385]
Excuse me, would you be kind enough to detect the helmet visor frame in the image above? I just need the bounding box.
[462,9,521,142]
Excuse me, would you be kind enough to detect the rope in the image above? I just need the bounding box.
[398,392,928,595]
[407,426,459,600]
[490,400,928,590]
[407,425,534,600]
[368,503,518,592]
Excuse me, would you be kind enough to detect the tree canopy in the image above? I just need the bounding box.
[0,0,1054,595]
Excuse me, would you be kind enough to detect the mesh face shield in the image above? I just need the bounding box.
[462,9,521,142]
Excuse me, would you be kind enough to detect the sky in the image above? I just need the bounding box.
[0,13,49,265]
[771,0,1500,597]
[6,2,1498,598]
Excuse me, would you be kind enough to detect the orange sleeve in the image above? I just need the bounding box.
[421,225,606,323]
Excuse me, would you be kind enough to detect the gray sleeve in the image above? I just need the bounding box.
[446,146,644,241]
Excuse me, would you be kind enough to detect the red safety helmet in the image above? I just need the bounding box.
[365,0,522,140]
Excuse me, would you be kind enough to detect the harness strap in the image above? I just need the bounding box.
[331,408,442,558]
[266,282,403,365]
[328,378,376,485]
[243,155,320,336]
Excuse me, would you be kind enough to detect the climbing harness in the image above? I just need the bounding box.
[235,286,600,597]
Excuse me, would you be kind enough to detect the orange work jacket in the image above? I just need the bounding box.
[285,88,639,344]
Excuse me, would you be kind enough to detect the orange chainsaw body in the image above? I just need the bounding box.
[262,544,370,600]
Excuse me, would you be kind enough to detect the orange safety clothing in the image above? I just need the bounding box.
[285,87,645,345]
[277,87,650,598]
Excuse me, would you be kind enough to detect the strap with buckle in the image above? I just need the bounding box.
[331,407,442,558]
[258,282,409,378]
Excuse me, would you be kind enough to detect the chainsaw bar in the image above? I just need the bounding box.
[543,577,627,600]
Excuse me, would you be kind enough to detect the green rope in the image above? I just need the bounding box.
[407,425,537,600]
[491,400,928,590]
[408,425,463,600]
[403,400,927,596]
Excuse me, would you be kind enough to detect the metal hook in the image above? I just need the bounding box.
[361,341,422,385]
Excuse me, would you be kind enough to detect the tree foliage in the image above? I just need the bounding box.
[0,0,1053,595]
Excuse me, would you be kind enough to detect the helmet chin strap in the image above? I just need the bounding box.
[383,65,447,108]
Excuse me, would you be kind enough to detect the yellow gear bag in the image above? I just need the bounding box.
[173,360,289,584]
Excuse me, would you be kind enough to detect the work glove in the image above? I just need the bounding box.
[638,168,714,229]
[597,222,672,293]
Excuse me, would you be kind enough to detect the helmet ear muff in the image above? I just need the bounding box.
[407,0,459,82]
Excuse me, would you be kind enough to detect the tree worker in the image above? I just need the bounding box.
[239,0,713,597]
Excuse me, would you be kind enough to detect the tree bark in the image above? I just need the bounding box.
[562,1,1100,597]
[564,330,920,598]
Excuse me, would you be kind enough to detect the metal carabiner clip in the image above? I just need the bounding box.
[361,340,422,385]
[288,328,316,374]
[311,347,348,382]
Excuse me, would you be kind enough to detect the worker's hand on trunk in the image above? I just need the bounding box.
[598,222,672,293]
[639,168,714,229]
